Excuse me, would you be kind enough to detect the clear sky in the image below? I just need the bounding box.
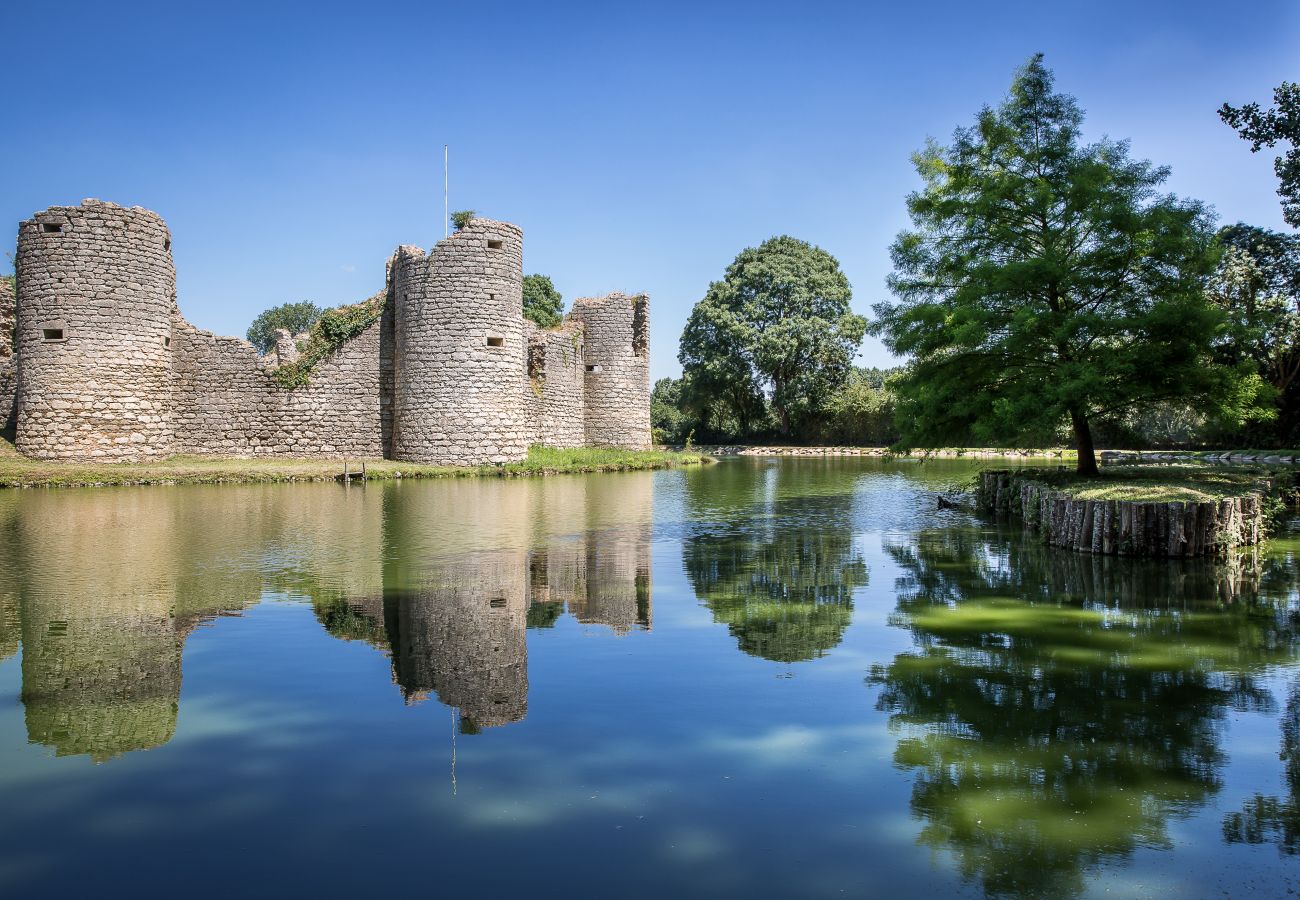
[3,0,1296,382]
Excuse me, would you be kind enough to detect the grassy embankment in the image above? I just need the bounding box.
[1005,464,1288,503]
[0,431,710,488]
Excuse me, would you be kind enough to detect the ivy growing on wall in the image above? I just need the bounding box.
[272,291,385,389]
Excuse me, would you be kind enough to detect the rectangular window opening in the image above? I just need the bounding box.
[164,336,172,349]
[586,364,602,373]
[42,328,64,341]
[486,335,504,348]
[489,598,507,609]
[40,223,61,234]
[164,238,171,252]
[487,239,503,250]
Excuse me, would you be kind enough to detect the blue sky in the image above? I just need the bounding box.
[3,0,1296,381]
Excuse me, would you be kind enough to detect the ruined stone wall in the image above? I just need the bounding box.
[0,278,14,429]
[169,304,386,457]
[570,293,651,449]
[392,219,530,465]
[0,277,13,361]
[15,200,176,460]
[525,320,586,448]
[10,202,652,463]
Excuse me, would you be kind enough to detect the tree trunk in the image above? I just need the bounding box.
[1072,410,1099,477]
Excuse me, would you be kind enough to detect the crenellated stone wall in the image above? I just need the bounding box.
[6,201,650,464]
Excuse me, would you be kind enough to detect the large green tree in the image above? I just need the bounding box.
[680,236,867,436]
[246,301,324,354]
[1210,224,1300,440]
[1221,82,1300,228]
[872,55,1266,475]
[522,273,564,328]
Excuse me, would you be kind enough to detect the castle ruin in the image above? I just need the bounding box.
[5,199,651,464]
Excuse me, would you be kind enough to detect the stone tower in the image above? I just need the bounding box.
[14,200,176,460]
[390,219,529,465]
[570,293,651,449]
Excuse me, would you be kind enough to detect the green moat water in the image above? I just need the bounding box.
[0,457,1298,898]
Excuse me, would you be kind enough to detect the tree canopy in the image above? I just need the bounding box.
[1209,224,1300,443]
[679,236,866,436]
[872,54,1267,475]
[522,273,564,328]
[1221,82,1300,228]
[246,301,324,354]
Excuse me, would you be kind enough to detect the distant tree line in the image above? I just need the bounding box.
[652,366,900,446]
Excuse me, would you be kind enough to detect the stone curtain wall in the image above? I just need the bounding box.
[392,220,531,465]
[525,320,586,448]
[0,278,14,429]
[15,201,176,460]
[170,312,386,457]
[0,277,13,360]
[10,202,651,464]
[571,293,652,449]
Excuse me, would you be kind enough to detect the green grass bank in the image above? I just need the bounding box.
[0,433,710,489]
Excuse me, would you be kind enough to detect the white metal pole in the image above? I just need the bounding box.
[444,144,449,239]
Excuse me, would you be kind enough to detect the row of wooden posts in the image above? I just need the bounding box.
[976,471,1275,557]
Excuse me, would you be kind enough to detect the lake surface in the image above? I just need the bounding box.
[1,457,1298,898]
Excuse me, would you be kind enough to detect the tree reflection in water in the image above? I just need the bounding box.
[870,526,1300,898]
[1222,537,1300,855]
[681,460,869,662]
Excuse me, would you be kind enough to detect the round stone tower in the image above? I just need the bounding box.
[391,218,528,465]
[570,293,651,449]
[14,199,176,460]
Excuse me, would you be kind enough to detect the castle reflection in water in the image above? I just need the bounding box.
[0,472,654,760]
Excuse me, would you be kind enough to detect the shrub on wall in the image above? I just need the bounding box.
[523,274,563,328]
[272,293,384,389]
[246,301,324,354]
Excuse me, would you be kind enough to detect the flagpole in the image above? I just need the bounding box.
[443,144,449,239]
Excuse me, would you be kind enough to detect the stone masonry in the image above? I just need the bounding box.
[6,200,652,463]
[15,202,176,459]
[571,292,652,449]
[0,277,14,429]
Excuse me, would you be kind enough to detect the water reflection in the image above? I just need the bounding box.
[3,490,266,760]
[869,526,1300,898]
[682,461,869,662]
[1222,537,1300,855]
[0,472,655,757]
